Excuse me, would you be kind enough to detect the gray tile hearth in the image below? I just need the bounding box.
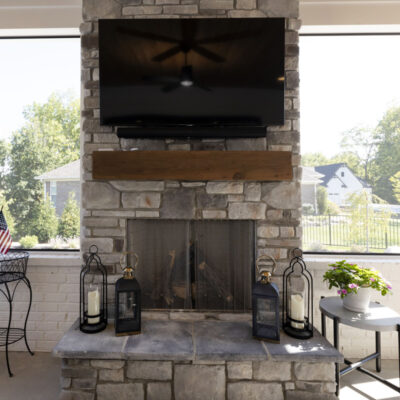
[54,319,342,363]
[124,320,193,361]
[194,321,267,361]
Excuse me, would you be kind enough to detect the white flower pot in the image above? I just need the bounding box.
[342,287,372,313]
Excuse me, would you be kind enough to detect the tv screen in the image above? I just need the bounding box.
[99,18,285,133]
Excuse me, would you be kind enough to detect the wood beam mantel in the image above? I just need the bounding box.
[92,151,293,181]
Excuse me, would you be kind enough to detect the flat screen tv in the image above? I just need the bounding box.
[99,18,285,138]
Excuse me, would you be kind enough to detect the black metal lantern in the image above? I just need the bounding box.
[283,248,313,339]
[115,252,141,336]
[252,255,280,343]
[80,245,108,333]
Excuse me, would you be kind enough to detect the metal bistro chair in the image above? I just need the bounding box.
[0,251,34,377]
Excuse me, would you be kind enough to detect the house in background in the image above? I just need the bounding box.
[315,163,372,207]
[301,166,324,213]
[35,159,80,216]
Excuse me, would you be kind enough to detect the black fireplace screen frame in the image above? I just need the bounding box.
[127,220,255,312]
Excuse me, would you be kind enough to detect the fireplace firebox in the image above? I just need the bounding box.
[127,220,254,311]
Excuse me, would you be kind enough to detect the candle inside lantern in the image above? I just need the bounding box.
[290,294,304,329]
[88,287,100,324]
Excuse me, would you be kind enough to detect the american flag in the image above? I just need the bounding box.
[0,210,12,255]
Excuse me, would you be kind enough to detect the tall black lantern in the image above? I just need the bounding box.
[283,248,313,339]
[80,245,108,333]
[252,255,280,343]
[115,252,141,336]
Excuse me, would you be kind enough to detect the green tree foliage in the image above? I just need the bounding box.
[19,235,38,249]
[0,191,15,235]
[373,106,400,203]
[347,190,391,249]
[32,198,58,243]
[317,186,328,215]
[390,171,400,203]
[301,152,329,167]
[2,92,79,239]
[340,126,378,183]
[58,193,80,239]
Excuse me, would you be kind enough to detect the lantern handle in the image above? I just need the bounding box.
[291,248,303,259]
[89,244,98,255]
[256,254,276,276]
[119,252,139,272]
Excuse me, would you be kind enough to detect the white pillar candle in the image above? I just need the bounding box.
[88,288,100,324]
[290,294,305,329]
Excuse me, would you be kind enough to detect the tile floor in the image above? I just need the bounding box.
[0,353,399,400]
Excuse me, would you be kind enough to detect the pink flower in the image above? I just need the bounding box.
[387,285,392,290]
[337,290,342,295]
[341,289,348,295]
[370,278,375,282]
[348,283,358,289]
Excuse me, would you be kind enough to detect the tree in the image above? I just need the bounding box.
[301,152,329,167]
[2,92,79,239]
[340,126,378,184]
[373,106,400,203]
[317,186,328,215]
[390,171,400,203]
[347,190,391,251]
[0,191,15,235]
[58,193,80,239]
[31,198,58,243]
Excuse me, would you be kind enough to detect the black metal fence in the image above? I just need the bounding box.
[302,214,400,250]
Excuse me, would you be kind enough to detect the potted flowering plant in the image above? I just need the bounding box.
[323,260,392,312]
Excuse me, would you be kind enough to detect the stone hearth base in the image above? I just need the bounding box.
[54,319,341,400]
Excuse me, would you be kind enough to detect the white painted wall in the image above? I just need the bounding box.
[1,254,399,359]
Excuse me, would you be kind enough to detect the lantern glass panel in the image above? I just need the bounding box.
[256,297,276,325]
[118,291,138,320]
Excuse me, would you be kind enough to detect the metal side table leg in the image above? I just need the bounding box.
[4,283,13,377]
[376,331,381,372]
[334,316,340,396]
[22,277,34,356]
[321,296,326,337]
[397,324,400,387]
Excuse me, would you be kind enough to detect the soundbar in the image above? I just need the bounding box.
[116,126,267,139]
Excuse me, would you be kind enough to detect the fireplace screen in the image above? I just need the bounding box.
[127,220,254,311]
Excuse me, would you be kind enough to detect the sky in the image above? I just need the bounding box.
[0,35,400,159]
[0,38,80,140]
[300,35,400,157]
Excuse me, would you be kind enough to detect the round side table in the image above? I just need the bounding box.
[0,251,34,377]
[320,296,400,396]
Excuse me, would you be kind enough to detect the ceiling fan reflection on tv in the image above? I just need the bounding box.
[143,55,211,93]
[119,20,261,64]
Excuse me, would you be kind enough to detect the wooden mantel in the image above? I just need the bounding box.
[92,151,293,181]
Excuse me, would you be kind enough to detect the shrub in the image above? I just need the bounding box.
[317,186,328,214]
[58,193,80,239]
[19,235,38,249]
[31,199,58,243]
[302,203,315,216]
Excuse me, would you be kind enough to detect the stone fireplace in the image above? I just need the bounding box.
[81,0,302,312]
[55,1,341,399]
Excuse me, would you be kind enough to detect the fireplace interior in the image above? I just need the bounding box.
[127,220,254,311]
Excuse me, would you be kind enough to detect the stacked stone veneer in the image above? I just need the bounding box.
[81,0,301,306]
[60,359,336,400]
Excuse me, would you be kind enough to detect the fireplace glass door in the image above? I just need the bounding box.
[127,220,254,311]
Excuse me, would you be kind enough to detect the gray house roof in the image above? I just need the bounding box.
[314,163,370,188]
[301,166,324,185]
[36,159,80,181]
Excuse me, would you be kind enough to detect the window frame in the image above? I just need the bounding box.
[300,31,400,255]
[0,33,80,252]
